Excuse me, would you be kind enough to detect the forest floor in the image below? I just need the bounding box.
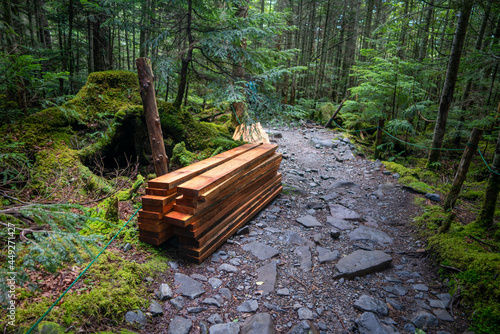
[133,123,472,334]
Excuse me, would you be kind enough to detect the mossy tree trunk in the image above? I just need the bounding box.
[477,131,500,229]
[444,128,483,210]
[136,57,169,176]
[427,0,473,166]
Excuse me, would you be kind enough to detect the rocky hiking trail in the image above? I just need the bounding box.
[128,125,471,334]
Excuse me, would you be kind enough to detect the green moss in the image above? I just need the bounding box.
[104,197,119,223]
[171,141,197,167]
[383,161,439,193]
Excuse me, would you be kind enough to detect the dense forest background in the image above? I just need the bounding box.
[1,0,500,332]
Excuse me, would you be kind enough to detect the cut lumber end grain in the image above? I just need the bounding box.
[232,122,271,144]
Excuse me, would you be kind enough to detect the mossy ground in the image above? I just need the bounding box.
[0,71,241,332]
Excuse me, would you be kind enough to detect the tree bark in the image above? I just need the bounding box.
[231,0,249,127]
[476,130,500,228]
[427,0,473,167]
[444,128,483,210]
[136,57,169,176]
[325,99,346,128]
[418,0,434,62]
[174,0,194,108]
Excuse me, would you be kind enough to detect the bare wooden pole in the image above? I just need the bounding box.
[324,98,346,128]
[374,119,385,159]
[443,128,483,210]
[136,57,169,176]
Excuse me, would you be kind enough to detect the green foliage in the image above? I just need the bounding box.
[170,141,197,167]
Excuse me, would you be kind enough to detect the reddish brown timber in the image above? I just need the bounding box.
[181,184,283,263]
[173,158,281,214]
[177,144,277,197]
[166,165,279,228]
[145,187,177,196]
[138,221,171,233]
[147,143,261,189]
[139,226,173,240]
[139,232,172,246]
[138,209,167,220]
[142,202,174,214]
[176,175,282,245]
[142,193,177,207]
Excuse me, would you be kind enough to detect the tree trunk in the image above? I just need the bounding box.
[476,130,500,229]
[174,0,194,108]
[418,0,434,62]
[427,0,473,167]
[231,0,249,127]
[136,57,169,176]
[139,0,150,58]
[444,128,483,210]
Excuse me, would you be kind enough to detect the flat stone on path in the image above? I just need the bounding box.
[331,180,360,190]
[256,261,277,295]
[241,313,276,334]
[333,250,392,279]
[159,283,173,301]
[348,226,393,245]
[412,311,439,329]
[329,204,362,221]
[320,192,340,201]
[296,246,312,270]
[298,307,314,320]
[208,277,223,289]
[218,263,238,273]
[434,309,455,322]
[209,322,240,334]
[355,312,388,334]
[174,273,206,299]
[237,300,259,313]
[354,295,388,316]
[317,246,339,263]
[326,217,353,230]
[149,300,163,316]
[168,316,193,334]
[242,241,279,260]
[296,215,322,227]
[125,310,147,326]
[288,320,320,334]
[281,231,313,246]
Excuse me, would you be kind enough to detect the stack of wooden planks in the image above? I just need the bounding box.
[138,143,282,263]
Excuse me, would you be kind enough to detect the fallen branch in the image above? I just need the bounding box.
[332,308,347,331]
[439,264,462,272]
[468,235,499,252]
[324,98,346,128]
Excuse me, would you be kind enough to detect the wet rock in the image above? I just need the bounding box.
[168,316,193,334]
[264,302,285,313]
[355,312,388,334]
[218,263,238,274]
[413,284,429,292]
[219,288,232,300]
[437,293,452,307]
[386,298,404,311]
[317,246,339,263]
[174,273,206,299]
[296,215,322,227]
[320,192,340,201]
[433,309,454,322]
[209,277,223,289]
[333,250,392,279]
[170,296,186,310]
[207,313,223,325]
[242,241,280,260]
[329,204,362,221]
[241,313,276,334]
[331,180,360,190]
[281,231,313,246]
[202,298,221,308]
[411,311,439,329]
[348,226,393,245]
[188,306,207,313]
[428,299,446,309]
[326,217,353,230]
[425,193,440,202]
[209,322,240,334]
[277,288,290,296]
[416,300,431,311]
[256,260,277,295]
[125,310,147,326]
[168,261,179,270]
[191,274,208,281]
[287,320,320,334]
[159,283,173,301]
[149,300,163,316]
[306,202,324,210]
[296,246,312,270]
[354,295,388,316]
[403,323,415,333]
[237,300,259,313]
[298,308,314,320]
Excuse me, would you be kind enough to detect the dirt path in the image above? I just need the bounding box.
[140,125,470,334]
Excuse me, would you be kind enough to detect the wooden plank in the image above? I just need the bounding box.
[177,144,277,197]
[142,193,177,207]
[166,166,279,228]
[139,232,172,246]
[173,158,281,214]
[176,175,282,244]
[138,216,163,225]
[180,184,283,262]
[145,187,177,196]
[139,226,173,240]
[184,173,281,235]
[138,221,171,233]
[138,209,167,220]
[142,202,174,214]
[147,143,261,189]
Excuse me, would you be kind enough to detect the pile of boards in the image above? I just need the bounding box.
[137,143,282,263]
